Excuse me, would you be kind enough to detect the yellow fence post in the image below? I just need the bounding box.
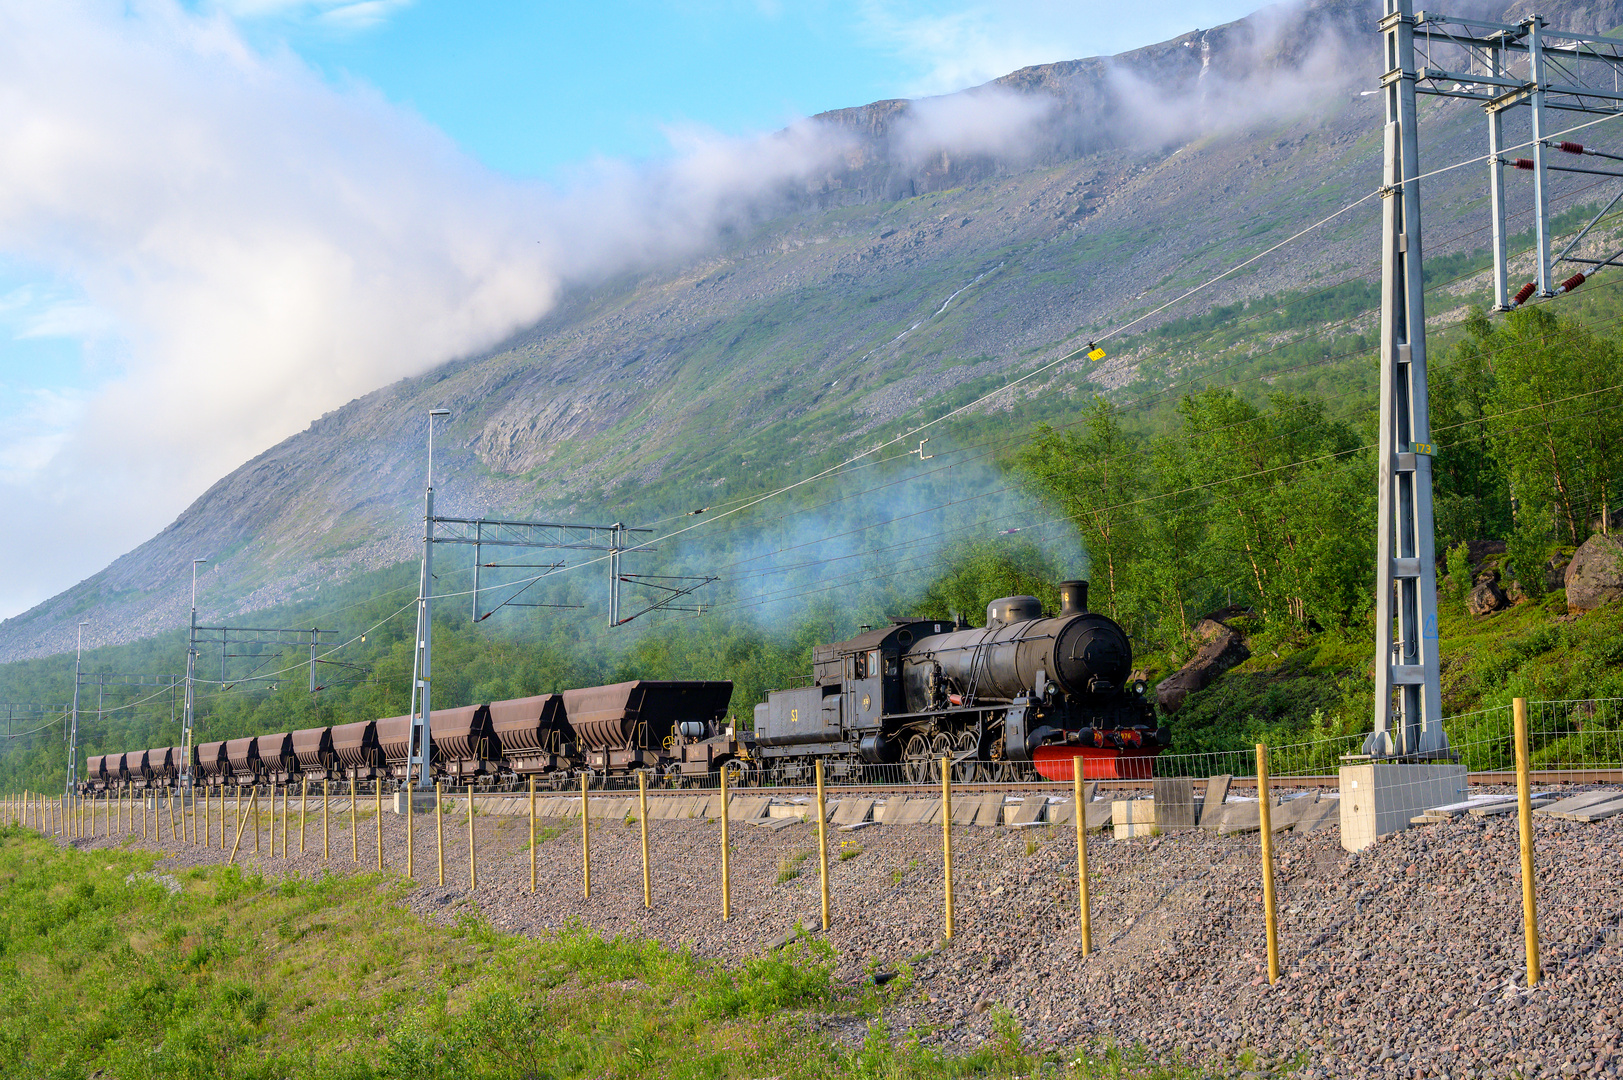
[1514,697,1542,987]
[407,782,416,880]
[168,790,177,841]
[1073,758,1092,956]
[815,759,830,931]
[350,777,358,863]
[529,776,537,894]
[300,780,308,855]
[941,755,954,940]
[1257,743,1280,985]
[142,789,147,840]
[229,787,255,865]
[467,783,476,891]
[581,772,591,899]
[323,780,331,859]
[720,768,732,922]
[639,770,651,909]
[375,781,383,871]
[436,782,445,886]
[283,784,291,858]
[252,786,260,856]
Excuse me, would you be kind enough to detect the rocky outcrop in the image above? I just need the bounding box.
[1156,617,1251,715]
[1468,574,1510,616]
[1566,533,1623,612]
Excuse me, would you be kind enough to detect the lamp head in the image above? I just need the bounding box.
[429,408,450,418]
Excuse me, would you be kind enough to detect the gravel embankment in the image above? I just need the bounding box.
[39,793,1623,1079]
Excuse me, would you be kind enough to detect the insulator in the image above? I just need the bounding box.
[1557,272,1587,294]
[1560,141,1588,155]
[1514,158,1536,170]
[1512,282,1537,306]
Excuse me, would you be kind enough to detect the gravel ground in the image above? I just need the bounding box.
[33,792,1623,1079]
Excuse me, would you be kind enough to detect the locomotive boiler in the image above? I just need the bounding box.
[754,580,1165,780]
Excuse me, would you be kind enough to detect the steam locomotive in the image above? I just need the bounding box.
[78,580,1163,791]
[754,580,1165,781]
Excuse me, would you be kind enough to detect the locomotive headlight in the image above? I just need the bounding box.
[1132,679,1148,697]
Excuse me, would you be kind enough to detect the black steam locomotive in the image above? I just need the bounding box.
[753,580,1165,781]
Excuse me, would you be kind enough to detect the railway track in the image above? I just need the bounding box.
[456,768,1623,801]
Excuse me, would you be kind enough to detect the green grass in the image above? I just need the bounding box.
[0,829,1215,1080]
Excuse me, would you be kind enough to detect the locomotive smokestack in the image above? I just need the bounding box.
[1057,580,1089,616]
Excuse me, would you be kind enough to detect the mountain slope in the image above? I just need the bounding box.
[4,0,1620,661]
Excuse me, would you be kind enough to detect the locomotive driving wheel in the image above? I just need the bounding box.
[953,731,982,784]
[902,733,932,784]
[929,732,954,783]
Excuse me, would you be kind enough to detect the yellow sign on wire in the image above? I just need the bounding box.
[1087,345,1107,362]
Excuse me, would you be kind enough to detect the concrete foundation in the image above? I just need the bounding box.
[1338,761,1467,851]
[392,791,437,814]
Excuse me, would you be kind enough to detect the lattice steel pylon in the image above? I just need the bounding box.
[1367,5,1623,756]
[1369,0,1447,758]
[1400,9,1623,309]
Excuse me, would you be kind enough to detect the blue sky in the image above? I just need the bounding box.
[241,1,1266,177]
[0,0,1265,622]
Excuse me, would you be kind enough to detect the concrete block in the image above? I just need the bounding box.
[1535,789,1623,818]
[1009,797,1047,826]
[1048,801,1073,825]
[971,793,1005,827]
[1084,801,1113,830]
[1339,762,1469,852]
[950,796,978,825]
[1153,777,1197,830]
[1112,799,1155,839]
[1569,796,1623,821]
[832,797,874,826]
[1294,797,1341,834]
[392,792,436,814]
[1269,793,1321,831]
[1218,802,1262,835]
[1200,775,1232,826]
[1468,793,1556,817]
[733,796,771,822]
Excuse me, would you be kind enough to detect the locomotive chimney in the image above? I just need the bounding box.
[1057,580,1089,616]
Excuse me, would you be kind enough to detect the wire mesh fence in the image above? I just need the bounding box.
[8,697,1623,999]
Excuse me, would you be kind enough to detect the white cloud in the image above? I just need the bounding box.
[857,0,1265,95]
[0,0,859,621]
[210,0,411,27]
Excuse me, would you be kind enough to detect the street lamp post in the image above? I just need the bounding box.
[408,409,451,791]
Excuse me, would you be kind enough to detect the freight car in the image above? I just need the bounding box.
[754,581,1165,781]
[79,679,743,794]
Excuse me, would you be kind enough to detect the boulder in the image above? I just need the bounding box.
[1566,533,1623,612]
[1156,622,1250,715]
[1545,553,1572,593]
[1467,576,1509,616]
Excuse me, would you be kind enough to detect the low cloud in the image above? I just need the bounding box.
[0,1,856,620]
[895,86,1056,164]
